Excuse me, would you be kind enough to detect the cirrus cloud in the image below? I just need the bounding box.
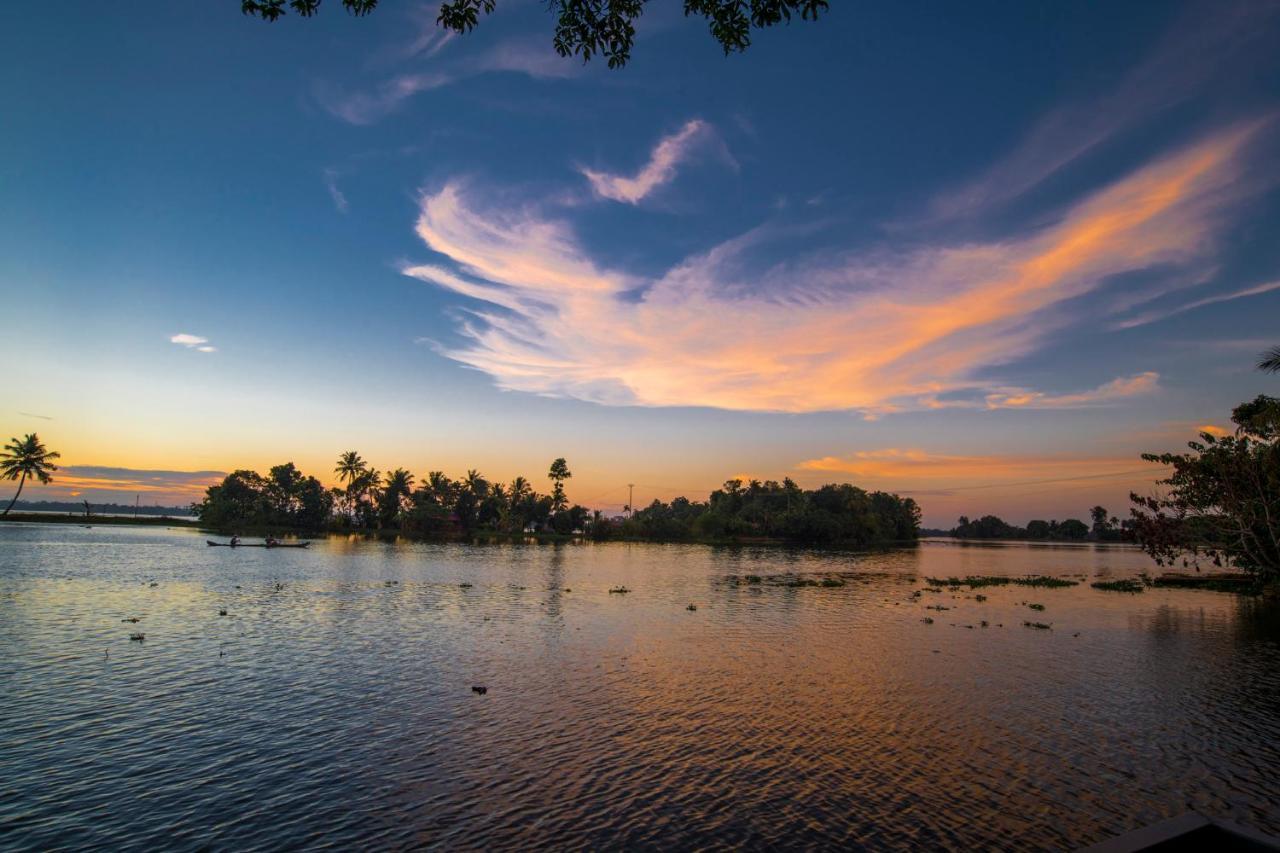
[404,120,1266,415]
[580,119,715,204]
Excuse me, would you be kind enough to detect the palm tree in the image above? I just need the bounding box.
[464,469,488,497]
[2,434,61,516]
[334,450,367,486]
[1259,346,1280,374]
[379,468,414,526]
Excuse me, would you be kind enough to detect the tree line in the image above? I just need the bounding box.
[597,479,921,546]
[191,455,921,545]
[940,507,1129,543]
[193,453,589,535]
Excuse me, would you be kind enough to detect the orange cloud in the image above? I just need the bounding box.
[797,449,1152,485]
[406,121,1265,414]
[14,466,225,506]
[984,372,1160,409]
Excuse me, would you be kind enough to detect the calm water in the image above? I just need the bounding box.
[1,524,1277,851]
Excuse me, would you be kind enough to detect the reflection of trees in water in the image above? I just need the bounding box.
[542,542,566,623]
[1127,598,1280,778]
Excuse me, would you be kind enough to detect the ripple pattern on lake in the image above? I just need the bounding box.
[1,525,1278,850]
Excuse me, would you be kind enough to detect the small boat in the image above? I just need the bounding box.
[206,540,311,548]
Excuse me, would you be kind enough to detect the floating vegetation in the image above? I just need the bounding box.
[459,583,473,589]
[926,604,950,611]
[1017,576,1077,588]
[609,586,630,594]
[121,617,140,624]
[925,575,1078,589]
[924,587,943,593]
[1027,603,1045,611]
[744,575,763,584]
[1151,573,1259,593]
[471,685,487,695]
[686,603,698,611]
[219,609,227,616]
[129,633,145,641]
[820,578,846,588]
[1091,579,1145,593]
[975,594,988,603]
[980,620,989,628]
[921,617,934,624]
[1023,621,1052,630]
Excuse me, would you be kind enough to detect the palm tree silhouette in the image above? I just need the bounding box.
[1259,346,1280,374]
[334,450,367,486]
[2,433,61,516]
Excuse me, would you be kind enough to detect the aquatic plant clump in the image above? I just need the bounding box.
[924,575,1078,589]
[1022,621,1052,630]
[1091,579,1145,593]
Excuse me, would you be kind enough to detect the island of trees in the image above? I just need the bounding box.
[190,453,921,547]
[930,507,1131,543]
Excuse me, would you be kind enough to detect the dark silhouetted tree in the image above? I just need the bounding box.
[241,0,830,69]
[1,434,60,516]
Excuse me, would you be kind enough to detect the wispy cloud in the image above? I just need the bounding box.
[797,449,1153,487]
[580,119,713,204]
[20,465,226,504]
[405,121,1264,414]
[170,333,217,353]
[984,372,1160,410]
[317,72,453,125]
[323,167,349,213]
[1112,279,1280,330]
[317,38,578,125]
[926,2,1277,221]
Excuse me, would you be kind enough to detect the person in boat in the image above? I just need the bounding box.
[265,536,277,547]
[230,535,240,547]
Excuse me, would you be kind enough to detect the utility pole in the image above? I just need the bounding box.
[627,484,634,518]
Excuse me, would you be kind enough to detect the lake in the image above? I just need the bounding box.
[1,523,1277,850]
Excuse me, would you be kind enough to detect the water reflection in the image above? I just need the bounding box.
[0,523,1276,850]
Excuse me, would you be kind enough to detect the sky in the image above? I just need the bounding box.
[3,0,1279,526]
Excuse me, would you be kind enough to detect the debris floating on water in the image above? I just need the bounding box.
[609,586,630,594]
[687,603,697,611]
[129,633,145,641]
[471,685,487,695]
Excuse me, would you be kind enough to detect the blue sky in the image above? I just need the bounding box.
[3,1,1279,525]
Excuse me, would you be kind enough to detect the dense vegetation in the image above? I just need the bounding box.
[596,479,920,546]
[192,457,920,546]
[193,455,591,536]
[241,0,830,69]
[940,507,1128,542]
[1130,394,1280,583]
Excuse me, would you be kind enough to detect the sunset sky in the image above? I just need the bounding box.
[4,1,1279,525]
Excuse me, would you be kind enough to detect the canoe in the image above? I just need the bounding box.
[206,540,311,548]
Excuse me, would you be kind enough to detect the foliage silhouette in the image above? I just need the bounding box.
[241,0,830,69]
[1,434,60,517]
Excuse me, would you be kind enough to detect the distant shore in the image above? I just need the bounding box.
[0,512,200,527]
